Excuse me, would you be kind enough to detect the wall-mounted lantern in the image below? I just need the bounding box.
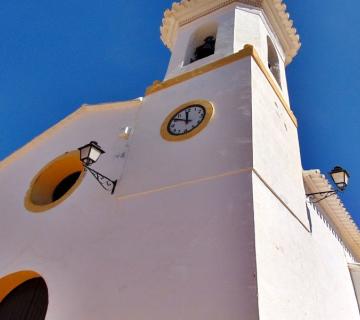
[330,166,350,191]
[78,141,117,194]
[306,166,350,203]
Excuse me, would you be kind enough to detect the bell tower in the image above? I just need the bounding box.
[137,0,306,229]
[129,1,309,317]
[161,0,300,102]
[119,0,308,318]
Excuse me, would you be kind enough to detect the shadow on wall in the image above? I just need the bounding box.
[306,204,313,233]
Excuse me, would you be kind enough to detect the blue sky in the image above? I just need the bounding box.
[0,1,359,222]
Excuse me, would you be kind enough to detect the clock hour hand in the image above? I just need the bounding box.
[185,110,190,124]
[173,118,187,122]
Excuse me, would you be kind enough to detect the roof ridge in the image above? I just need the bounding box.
[0,99,142,171]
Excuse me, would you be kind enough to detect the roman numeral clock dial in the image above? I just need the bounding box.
[161,100,214,141]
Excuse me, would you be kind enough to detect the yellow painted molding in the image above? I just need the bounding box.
[160,100,215,142]
[24,150,85,213]
[146,45,297,127]
[116,166,309,233]
[250,47,298,127]
[81,99,142,113]
[146,45,254,96]
[0,271,41,302]
[0,107,84,171]
[0,99,142,171]
[118,167,254,200]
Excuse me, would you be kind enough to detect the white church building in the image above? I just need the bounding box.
[1,0,360,319]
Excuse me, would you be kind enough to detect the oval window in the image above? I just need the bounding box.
[24,150,85,212]
[0,277,48,319]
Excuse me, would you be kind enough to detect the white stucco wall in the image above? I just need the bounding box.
[0,58,259,319]
[0,4,355,317]
[120,57,253,196]
[254,172,360,319]
[1,162,258,319]
[251,57,307,228]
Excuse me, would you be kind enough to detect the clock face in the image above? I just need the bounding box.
[167,105,206,136]
[161,100,214,141]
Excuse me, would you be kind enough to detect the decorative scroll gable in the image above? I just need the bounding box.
[161,0,300,65]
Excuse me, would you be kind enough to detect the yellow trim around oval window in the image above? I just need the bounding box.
[160,100,214,142]
[0,271,42,302]
[24,150,85,213]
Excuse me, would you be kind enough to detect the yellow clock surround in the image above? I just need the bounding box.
[160,100,214,141]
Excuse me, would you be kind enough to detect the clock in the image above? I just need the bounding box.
[161,100,214,141]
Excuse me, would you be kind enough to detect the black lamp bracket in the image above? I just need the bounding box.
[84,165,117,194]
[306,190,338,203]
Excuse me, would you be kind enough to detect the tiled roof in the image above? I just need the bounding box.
[303,170,360,261]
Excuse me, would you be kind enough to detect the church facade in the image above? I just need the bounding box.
[1,1,360,319]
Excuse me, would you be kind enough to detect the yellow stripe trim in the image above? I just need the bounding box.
[250,48,298,126]
[118,167,253,200]
[146,45,297,127]
[117,167,309,232]
[0,99,141,171]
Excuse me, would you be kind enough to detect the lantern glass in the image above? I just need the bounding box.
[330,166,349,191]
[79,145,91,163]
[344,172,350,186]
[89,147,102,163]
[78,141,104,166]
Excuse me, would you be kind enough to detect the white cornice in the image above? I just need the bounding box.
[303,170,360,262]
[161,0,301,65]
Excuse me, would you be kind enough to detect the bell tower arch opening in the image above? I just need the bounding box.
[184,22,218,65]
[161,1,300,98]
[267,36,282,88]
